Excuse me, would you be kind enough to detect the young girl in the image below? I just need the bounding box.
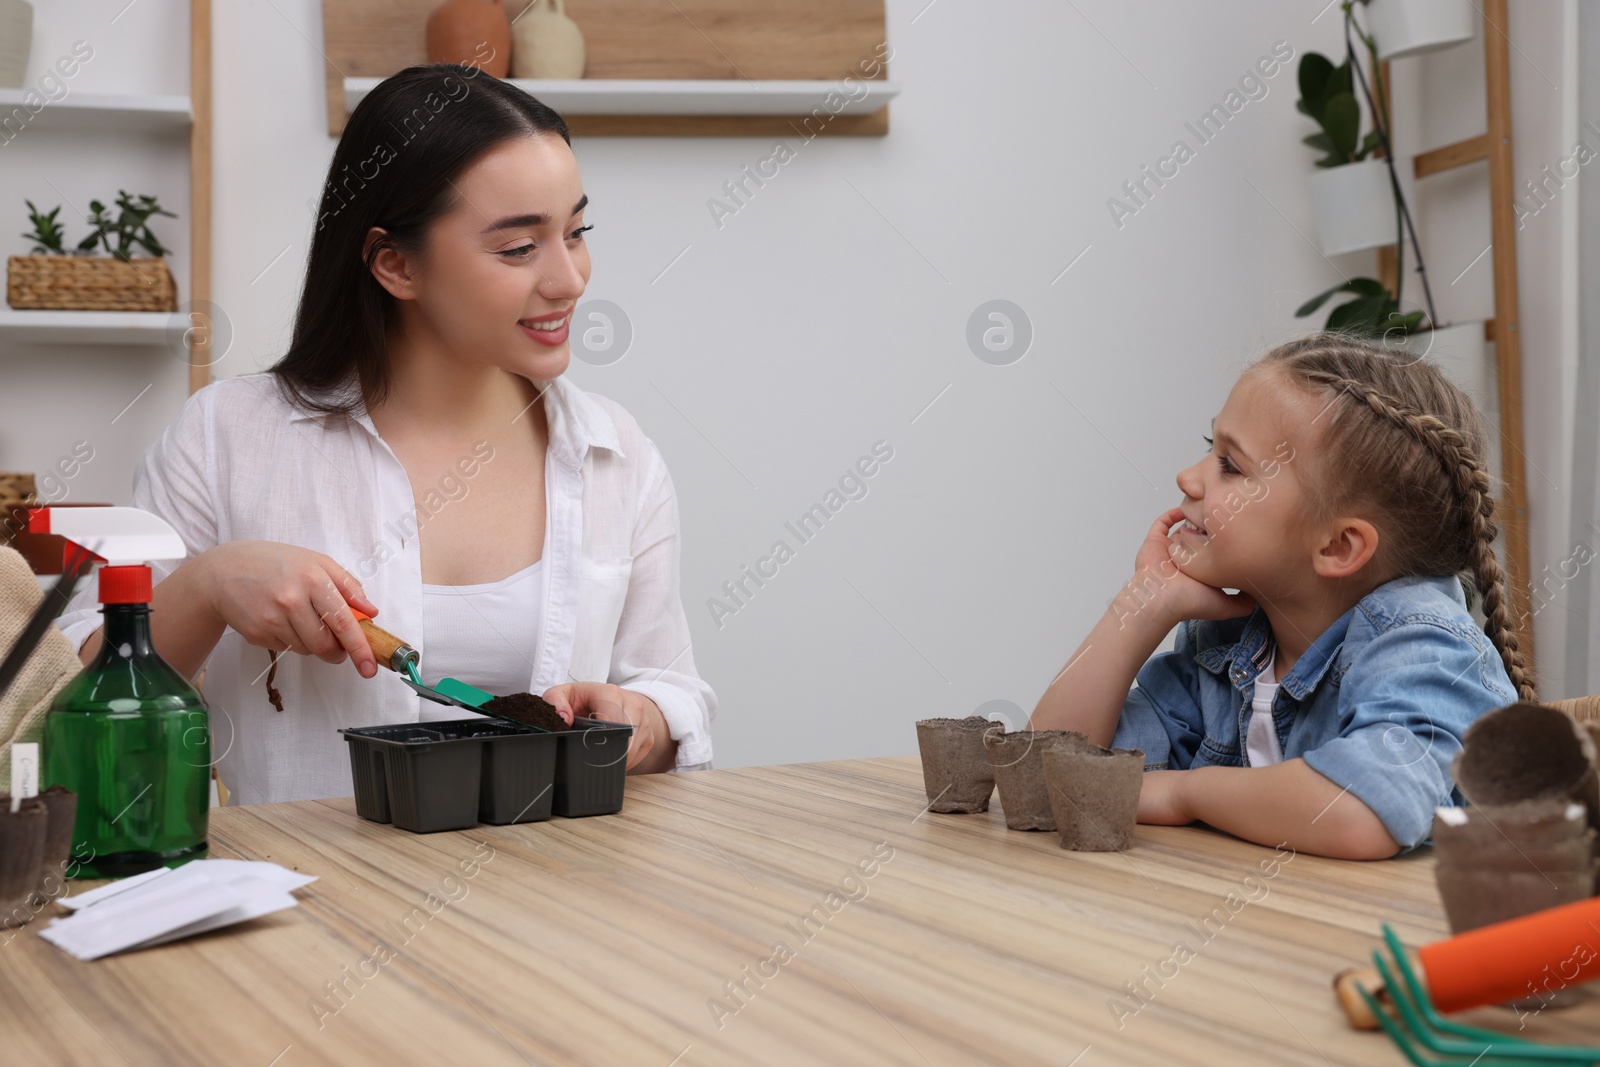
[1030,333,1532,860]
[52,64,716,803]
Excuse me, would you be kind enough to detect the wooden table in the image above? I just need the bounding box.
[5,755,1600,1066]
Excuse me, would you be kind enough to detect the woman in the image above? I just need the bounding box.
[53,64,716,804]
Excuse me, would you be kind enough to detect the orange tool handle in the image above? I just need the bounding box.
[1419,896,1600,1012]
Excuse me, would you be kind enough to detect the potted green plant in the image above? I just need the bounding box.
[8,191,179,312]
[1296,1,1468,355]
[1298,49,1396,256]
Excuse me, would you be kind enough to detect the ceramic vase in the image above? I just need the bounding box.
[426,0,512,78]
[0,0,32,89]
[511,0,586,79]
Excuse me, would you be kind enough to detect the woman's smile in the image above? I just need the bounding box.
[518,310,572,346]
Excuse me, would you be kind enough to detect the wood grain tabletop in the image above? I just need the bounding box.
[4,754,1599,1066]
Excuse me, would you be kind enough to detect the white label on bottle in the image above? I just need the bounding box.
[11,742,38,812]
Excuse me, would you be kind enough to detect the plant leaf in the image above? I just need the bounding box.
[1322,92,1360,162]
[1330,58,1353,99]
[1298,52,1336,117]
[1294,277,1388,318]
[1392,310,1426,334]
[1326,295,1389,335]
[1296,284,1350,317]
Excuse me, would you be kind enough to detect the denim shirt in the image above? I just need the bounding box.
[1112,574,1518,850]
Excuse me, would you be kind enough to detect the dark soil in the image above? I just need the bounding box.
[481,692,572,732]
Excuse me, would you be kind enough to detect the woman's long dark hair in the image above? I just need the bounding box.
[270,63,570,415]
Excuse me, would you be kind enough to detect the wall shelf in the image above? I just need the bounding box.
[0,309,173,345]
[343,76,899,117]
[0,89,192,134]
[323,0,890,137]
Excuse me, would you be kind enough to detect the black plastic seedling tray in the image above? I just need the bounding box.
[341,715,634,832]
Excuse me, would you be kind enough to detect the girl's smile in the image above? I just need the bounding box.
[1170,367,1315,600]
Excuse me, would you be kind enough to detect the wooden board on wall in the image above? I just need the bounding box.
[321,0,889,137]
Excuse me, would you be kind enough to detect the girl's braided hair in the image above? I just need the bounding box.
[1259,332,1536,702]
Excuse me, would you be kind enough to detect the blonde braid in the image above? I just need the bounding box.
[1306,371,1537,702]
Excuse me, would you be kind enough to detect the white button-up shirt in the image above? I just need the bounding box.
[54,372,716,804]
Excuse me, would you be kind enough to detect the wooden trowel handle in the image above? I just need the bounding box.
[351,610,419,676]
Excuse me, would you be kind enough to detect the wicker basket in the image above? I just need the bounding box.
[6,254,177,312]
[1,473,36,552]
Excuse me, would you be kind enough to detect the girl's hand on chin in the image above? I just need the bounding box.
[1125,508,1258,626]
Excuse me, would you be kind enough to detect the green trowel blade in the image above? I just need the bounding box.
[433,676,495,709]
[400,664,495,711]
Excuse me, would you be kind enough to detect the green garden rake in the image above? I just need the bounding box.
[1336,901,1600,1066]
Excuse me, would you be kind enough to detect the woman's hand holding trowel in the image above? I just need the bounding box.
[202,541,381,678]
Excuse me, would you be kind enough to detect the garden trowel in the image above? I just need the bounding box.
[351,609,499,711]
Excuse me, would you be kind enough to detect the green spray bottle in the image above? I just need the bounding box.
[32,506,210,878]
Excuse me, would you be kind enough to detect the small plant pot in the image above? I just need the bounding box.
[1454,703,1600,831]
[0,797,48,929]
[1306,159,1400,257]
[1041,744,1145,852]
[1365,0,1476,61]
[1432,800,1591,869]
[1434,862,1598,937]
[983,729,1088,831]
[1436,829,1595,883]
[1386,321,1490,398]
[915,716,1003,813]
[28,785,77,909]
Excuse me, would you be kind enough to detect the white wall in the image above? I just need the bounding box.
[4,0,1583,769]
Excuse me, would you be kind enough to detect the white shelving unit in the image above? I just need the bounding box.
[2,0,211,385]
[1,88,190,350]
[343,77,900,117]
[0,88,192,134]
[0,309,174,345]
[1,91,194,348]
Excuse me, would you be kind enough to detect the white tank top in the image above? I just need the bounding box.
[418,560,543,718]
